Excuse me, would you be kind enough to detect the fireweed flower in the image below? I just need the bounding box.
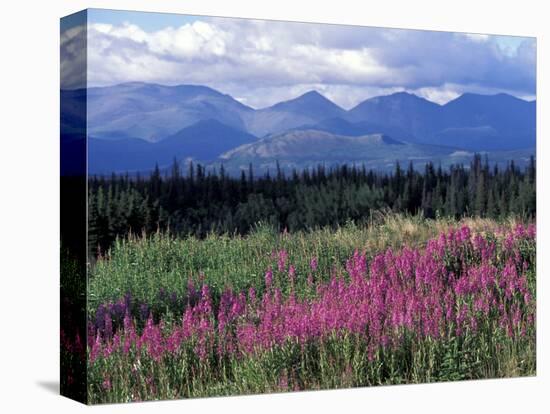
[288,265,296,285]
[265,267,273,288]
[248,287,257,306]
[310,256,318,272]
[277,250,288,272]
[142,314,164,361]
[527,223,536,239]
[86,225,534,371]
[102,377,112,391]
[89,332,102,364]
[123,312,136,355]
[104,312,113,340]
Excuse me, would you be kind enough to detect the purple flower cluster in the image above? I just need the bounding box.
[88,224,535,365]
[88,285,202,348]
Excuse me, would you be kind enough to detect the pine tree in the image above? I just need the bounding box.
[475,167,486,216]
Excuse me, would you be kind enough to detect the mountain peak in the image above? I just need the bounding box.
[446,92,529,106]
[386,91,437,104]
[261,90,345,123]
[389,91,416,98]
[355,91,438,108]
[104,82,225,97]
[350,91,440,115]
[299,90,326,99]
[274,90,337,107]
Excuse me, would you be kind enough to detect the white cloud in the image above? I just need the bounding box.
[72,17,537,108]
[461,33,490,43]
[414,85,461,105]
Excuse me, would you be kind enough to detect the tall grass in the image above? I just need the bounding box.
[82,216,536,403]
[89,213,526,315]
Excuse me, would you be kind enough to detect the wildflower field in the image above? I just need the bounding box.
[71,215,535,403]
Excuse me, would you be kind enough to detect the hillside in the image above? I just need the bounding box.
[60,82,536,174]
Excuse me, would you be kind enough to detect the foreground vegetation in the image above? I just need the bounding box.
[81,215,536,403]
[89,214,526,314]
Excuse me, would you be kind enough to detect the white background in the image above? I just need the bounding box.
[0,0,548,411]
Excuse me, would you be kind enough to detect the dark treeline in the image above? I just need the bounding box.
[88,155,535,254]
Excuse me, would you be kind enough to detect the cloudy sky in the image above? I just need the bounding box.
[62,9,536,109]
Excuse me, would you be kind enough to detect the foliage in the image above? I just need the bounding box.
[78,221,536,403]
[87,156,536,256]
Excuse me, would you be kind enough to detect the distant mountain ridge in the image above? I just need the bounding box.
[60,82,536,175]
[87,119,257,174]
[215,128,534,176]
[81,82,254,142]
[347,91,442,139]
[221,130,405,161]
[236,90,347,138]
[217,129,455,173]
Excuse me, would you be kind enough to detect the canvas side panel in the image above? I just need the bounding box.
[60,9,88,404]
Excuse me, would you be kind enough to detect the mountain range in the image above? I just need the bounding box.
[60,82,536,175]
